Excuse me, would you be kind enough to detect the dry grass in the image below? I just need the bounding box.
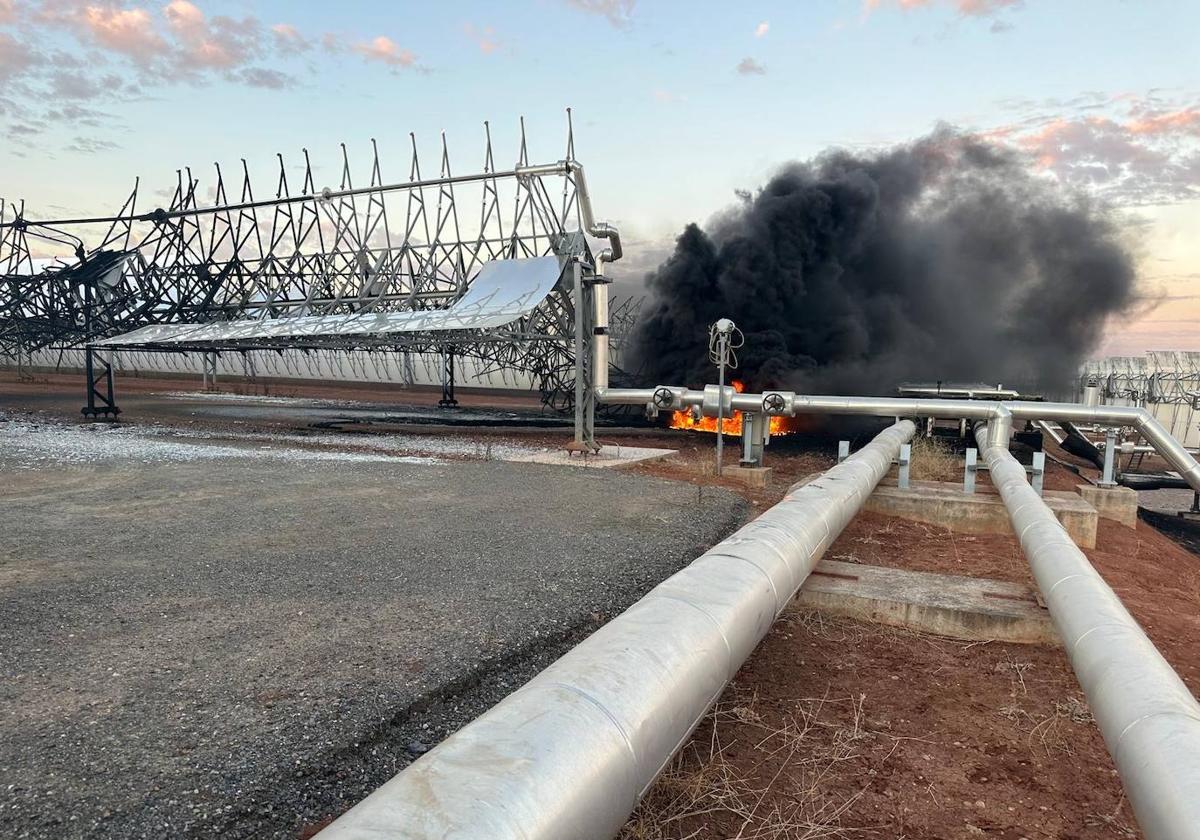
[620,686,878,840]
[907,435,962,482]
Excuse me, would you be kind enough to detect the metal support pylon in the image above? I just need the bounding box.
[81,347,120,419]
[439,346,458,408]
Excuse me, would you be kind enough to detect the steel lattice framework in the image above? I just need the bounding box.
[0,113,631,416]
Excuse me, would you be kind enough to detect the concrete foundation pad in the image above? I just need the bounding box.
[864,479,1097,549]
[1076,483,1139,528]
[723,465,773,488]
[509,444,676,469]
[797,559,1058,645]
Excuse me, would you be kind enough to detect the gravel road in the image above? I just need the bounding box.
[0,417,746,839]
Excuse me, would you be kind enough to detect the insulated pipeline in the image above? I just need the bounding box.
[320,421,916,840]
[976,423,1200,840]
[596,387,1200,492]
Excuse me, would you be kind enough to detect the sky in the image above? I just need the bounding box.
[1,0,1198,357]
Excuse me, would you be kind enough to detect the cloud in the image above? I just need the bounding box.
[44,103,111,126]
[463,23,500,55]
[236,66,293,89]
[0,32,40,83]
[754,21,769,37]
[736,57,766,76]
[1127,107,1200,138]
[352,35,415,68]
[320,31,342,53]
[863,0,1023,18]
[53,4,169,63]
[64,136,120,153]
[978,94,1200,205]
[163,1,264,73]
[271,22,311,54]
[0,1,355,149]
[564,0,635,30]
[956,0,1022,15]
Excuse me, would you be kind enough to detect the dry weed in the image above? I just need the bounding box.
[621,692,878,840]
[908,436,962,482]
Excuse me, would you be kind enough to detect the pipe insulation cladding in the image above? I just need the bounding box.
[976,424,1200,840]
[320,420,917,840]
[596,388,1200,493]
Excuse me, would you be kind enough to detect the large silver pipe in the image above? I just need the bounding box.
[517,161,621,395]
[320,421,916,840]
[593,283,610,391]
[515,161,622,266]
[566,161,618,395]
[598,387,1200,491]
[976,423,1200,840]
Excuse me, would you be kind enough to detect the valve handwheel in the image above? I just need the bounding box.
[762,393,786,414]
[652,388,675,409]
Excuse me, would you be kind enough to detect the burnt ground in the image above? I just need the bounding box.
[0,377,748,840]
[6,372,1200,840]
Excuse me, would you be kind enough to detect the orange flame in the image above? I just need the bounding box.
[668,380,799,436]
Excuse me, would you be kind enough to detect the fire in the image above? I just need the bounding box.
[668,380,799,436]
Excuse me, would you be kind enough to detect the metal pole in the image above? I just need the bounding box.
[715,332,726,476]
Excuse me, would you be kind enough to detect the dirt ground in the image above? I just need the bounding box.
[623,608,1136,840]
[623,449,1200,839]
[6,371,1200,839]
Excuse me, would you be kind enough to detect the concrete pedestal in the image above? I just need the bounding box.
[1076,483,1139,528]
[863,479,1098,548]
[723,465,772,488]
[797,559,1057,644]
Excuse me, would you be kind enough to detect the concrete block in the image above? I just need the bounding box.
[864,479,1097,549]
[797,559,1058,645]
[1076,483,1138,529]
[723,465,772,488]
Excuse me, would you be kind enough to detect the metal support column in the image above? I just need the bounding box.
[202,351,218,391]
[572,258,597,452]
[1031,451,1045,496]
[79,268,119,419]
[1100,429,1118,487]
[739,412,767,467]
[439,345,459,408]
[81,347,119,419]
[897,443,911,489]
[964,447,977,494]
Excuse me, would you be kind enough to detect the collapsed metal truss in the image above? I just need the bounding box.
[1,112,629,414]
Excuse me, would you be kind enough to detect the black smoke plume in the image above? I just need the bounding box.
[631,129,1136,397]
